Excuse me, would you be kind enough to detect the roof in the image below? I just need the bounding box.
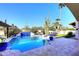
[0,21,11,27]
[65,3,79,20]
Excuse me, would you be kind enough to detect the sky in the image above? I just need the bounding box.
[0,3,76,29]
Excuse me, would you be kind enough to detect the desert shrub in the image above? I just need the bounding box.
[0,38,5,43]
[64,32,75,38]
[8,29,21,37]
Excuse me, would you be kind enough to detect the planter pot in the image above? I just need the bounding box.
[0,42,7,51]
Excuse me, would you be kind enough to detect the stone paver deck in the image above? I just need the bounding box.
[21,38,79,56]
[1,37,79,56]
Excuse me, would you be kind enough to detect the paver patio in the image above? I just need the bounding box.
[21,38,79,56]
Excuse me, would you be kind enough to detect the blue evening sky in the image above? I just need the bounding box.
[0,3,76,29]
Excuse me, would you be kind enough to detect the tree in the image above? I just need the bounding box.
[44,17,51,35]
[22,26,31,32]
[59,3,65,8]
[50,3,66,31]
[8,27,21,37]
[31,26,44,35]
[59,3,65,20]
[49,18,64,31]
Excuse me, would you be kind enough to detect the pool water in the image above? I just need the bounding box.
[9,36,44,52]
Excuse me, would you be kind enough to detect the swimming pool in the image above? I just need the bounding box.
[9,36,44,52]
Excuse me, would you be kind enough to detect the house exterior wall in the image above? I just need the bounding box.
[75,21,79,39]
[0,26,5,36]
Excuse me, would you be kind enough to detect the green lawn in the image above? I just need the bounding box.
[56,34,66,37]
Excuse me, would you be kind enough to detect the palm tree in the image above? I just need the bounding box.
[59,3,65,19]
[52,18,63,31]
[59,3,65,8]
[22,26,30,32]
[53,3,65,31]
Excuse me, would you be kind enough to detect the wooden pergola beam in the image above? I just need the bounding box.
[65,3,79,20]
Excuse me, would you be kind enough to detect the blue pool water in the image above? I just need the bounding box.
[9,36,44,52]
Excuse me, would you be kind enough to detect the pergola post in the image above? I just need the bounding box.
[75,20,79,40]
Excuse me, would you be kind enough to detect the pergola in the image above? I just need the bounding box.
[66,3,79,20]
[65,3,79,39]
